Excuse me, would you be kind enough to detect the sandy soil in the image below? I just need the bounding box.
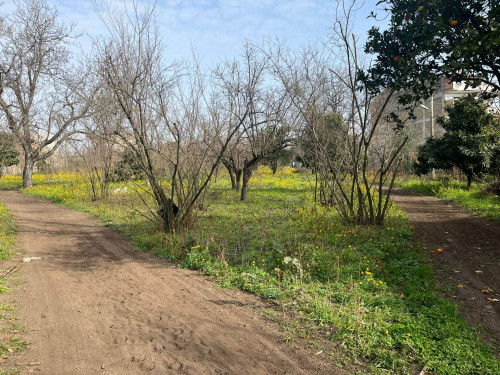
[391,188,500,354]
[0,190,342,375]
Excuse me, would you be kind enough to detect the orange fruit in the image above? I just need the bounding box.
[431,250,436,254]
[437,248,443,253]
[450,20,458,27]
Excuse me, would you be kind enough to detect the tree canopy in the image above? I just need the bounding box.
[362,0,500,106]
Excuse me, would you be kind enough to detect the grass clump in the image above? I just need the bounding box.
[0,202,16,260]
[8,168,500,374]
[0,201,28,374]
[396,176,500,221]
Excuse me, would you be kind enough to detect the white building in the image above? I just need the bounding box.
[412,78,495,144]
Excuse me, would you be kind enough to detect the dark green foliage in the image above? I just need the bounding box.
[111,150,144,182]
[362,0,500,107]
[263,147,295,174]
[0,133,19,176]
[414,96,500,188]
[486,148,500,194]
[413,138,451,176]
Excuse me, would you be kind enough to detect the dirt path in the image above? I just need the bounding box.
[391,188,500,353]
[0,190,340,375]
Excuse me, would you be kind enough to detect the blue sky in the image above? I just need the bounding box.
[2,1,386,66]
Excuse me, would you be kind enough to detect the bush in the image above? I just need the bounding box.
[110,150,144,182]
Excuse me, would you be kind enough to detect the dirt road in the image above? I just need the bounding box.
[391,188,500,353]
[0,190,339,375]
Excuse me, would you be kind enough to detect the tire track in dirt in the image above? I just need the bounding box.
[0,190,343,375]
[391,188,500,354]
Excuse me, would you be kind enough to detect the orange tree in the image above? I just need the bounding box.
[361,0,499,108]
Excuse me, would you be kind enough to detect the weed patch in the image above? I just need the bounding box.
[0,201,27,374]
[0,203,15,261]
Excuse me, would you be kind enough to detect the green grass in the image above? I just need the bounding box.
[396,176,500,221]
[0,202,16,261]
[3,168,499,374]
[0,202,28,374]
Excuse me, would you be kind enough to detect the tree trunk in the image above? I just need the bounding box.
[214,165,219,183]
[23,154,34,188]
[223,162,237,190]
[228,168,236,189]
[466,174,472,190]
[224,162,243,192]
[235,169,242,192]
[240,165,255,201]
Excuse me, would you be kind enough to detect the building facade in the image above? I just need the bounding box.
[411,79,492,144]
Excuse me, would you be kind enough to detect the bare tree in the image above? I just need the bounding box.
[269,0,409,225]
[238,122,293,202]
[322,0,409,224]
[72,91,122,201]
[263,39,348,202]
[95,2,182,232]
[94,2,252,232]
[213,52,264,194]
[221,140,245,192]
[0,0,94,187]
[215,45,295,201]
[73,133,114,201]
